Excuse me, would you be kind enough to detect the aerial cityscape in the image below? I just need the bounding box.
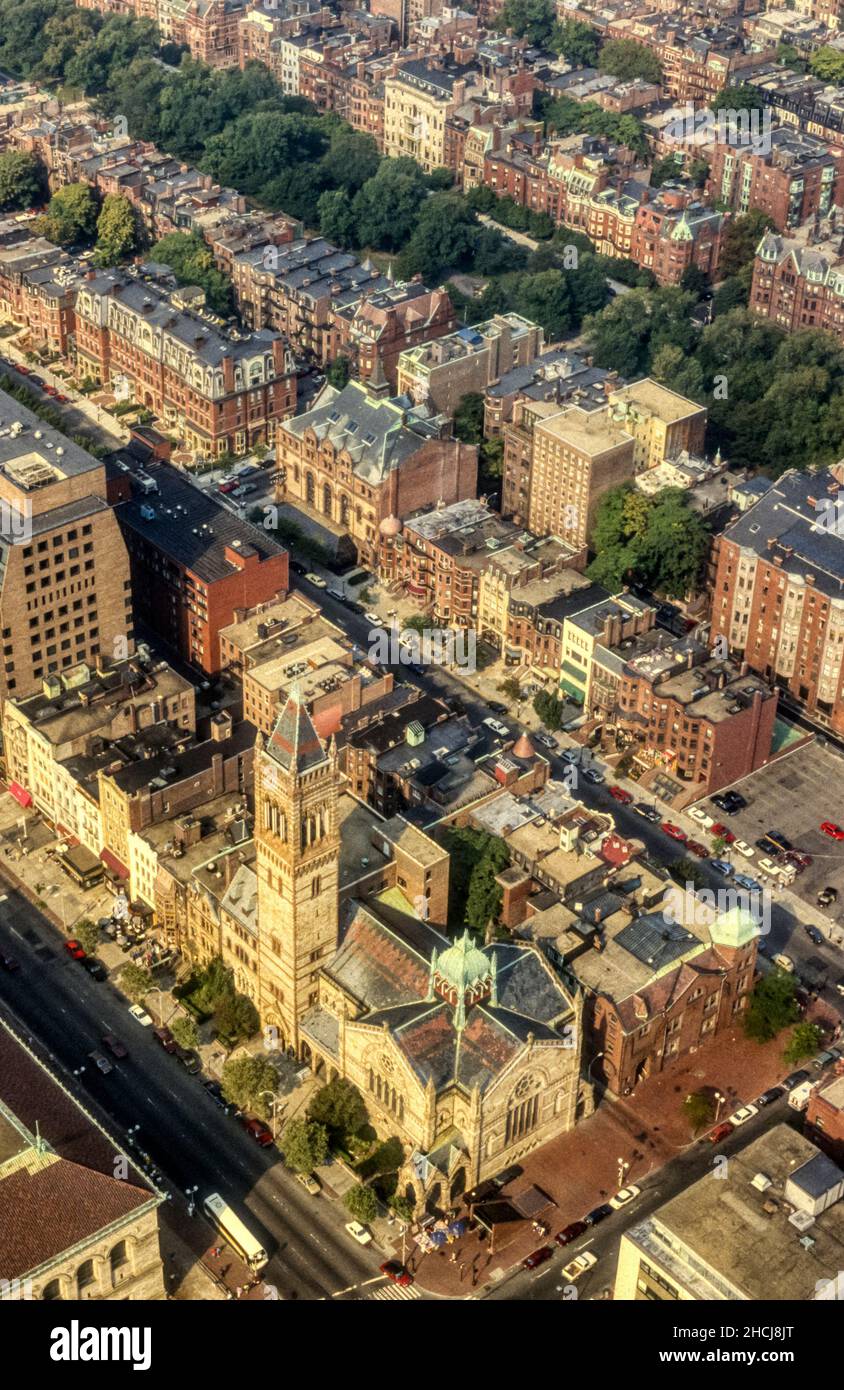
[1,0,844,1352]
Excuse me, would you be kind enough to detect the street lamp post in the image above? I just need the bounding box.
[258,1091,283,1139]
[714,1091,726,1123]
[186,1184,198,1217]
[617,1157,630,1189]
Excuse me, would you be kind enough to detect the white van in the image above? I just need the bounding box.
[788,1081,813,1111]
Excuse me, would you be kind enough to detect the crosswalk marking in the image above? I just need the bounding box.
[367,1282,421,1301]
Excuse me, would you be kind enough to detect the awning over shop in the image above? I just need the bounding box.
[100,847,129,880]
[7,782,32,808]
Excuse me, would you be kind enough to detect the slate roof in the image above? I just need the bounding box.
[722,466,844,599]
[284,380,435,486]
[310,896,575,1093]
[266,684,329,773]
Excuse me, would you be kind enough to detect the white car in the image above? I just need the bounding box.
[757,857,780,877]
[609,1185,641,1210]
[689,807,714,829]
[296,1171,321,1195]
[364,611,383,628]
[562,1251,597,1283]
[727,1104,759,1127]
[128,1004,153,1026]
[483,717,509,738]
[733,840,755,859]
[344,1221,372,1246]
[305,573,327,588]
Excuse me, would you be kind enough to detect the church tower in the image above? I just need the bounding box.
[255,686,340,1053]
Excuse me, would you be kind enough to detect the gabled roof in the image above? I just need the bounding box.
[265,683,329,773]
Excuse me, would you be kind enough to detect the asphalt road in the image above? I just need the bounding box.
[291,575,844,1013]
[0,875,382,1302]
[486,1095,803,1302]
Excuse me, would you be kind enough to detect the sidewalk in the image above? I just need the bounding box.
[408,1023,801,1298]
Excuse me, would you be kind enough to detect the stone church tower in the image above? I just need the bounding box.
[255,685,340,1052]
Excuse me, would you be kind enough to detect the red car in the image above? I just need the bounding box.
[218,479,237,494]
[43,384,57,396]
[661,822,687,843]
[16,365,30,375]
[686,840,709,859]
[64,939,86,960]
[244,1116,273,1147]
[54,392,68,403]
[555,1220,588,1247]
[380,1261,413,1287]
[522,1246,553,1270]
[102,1033,128,1059]
[708,1121,735,1144]
[609,786,633,804]
[711,823,736,844]
[785,850,812,871]
[821,822,844,840]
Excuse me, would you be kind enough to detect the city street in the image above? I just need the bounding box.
[0,873,382,1303]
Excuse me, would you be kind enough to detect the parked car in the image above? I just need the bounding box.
[804,925,825,946]
[727,1104,759,1127]
[363,611,383,628]
[585,1203,613,1226]
[708,1121,735,1143]
[732,840,754,859]
[0,951,20,972]
[176,1046,201,1074]
[609,1185,641,1210]
[821,821,844,840]
[152,1025,177,1054]
[733,873,762,893]
[758,857,781,877]
[128,1004,153,1026]
[772,952,795,973]
[305,573,327,588]
[345,1221,372,1246]
[483,717,509,738]
[380,1261,413,1286]
[813,1050,838,1070]
[835,977,844,998]
[711,823,736,844]
[756,1086,783,1107]
[782,1069,811,1090]
[661,822,687,842]
[64,939,86,960]
[560,748,580,766]
[710,859,734,877]
[487,701,509,717]
[202,1080,232,1112]
[786,850,812,871]
[296,1171,321,1194]
[582,767,604,785]
[535,732,558,750]
[555,1220,588,1247]
[818,886,838,907]
[689,806,714,828]
[217,479,237,494]
[765,830,792,852]
[561,1251,597,1283]
[244,1117,274,1147]
[686,840,709,859]
[633,803,661,822]
[101,1034,128,1059]
[81,957,107,980]
[326,586,345,602]
[88,1050,113,1074]
[289,560,307,576]
[522,1246,553,1271]
[492,1164,523,1189]
[54,392,68,403]
[231,483,256,498]
[609,785,633,804]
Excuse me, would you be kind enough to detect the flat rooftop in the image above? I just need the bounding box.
[535,405,633,457]
[609,378,704,424]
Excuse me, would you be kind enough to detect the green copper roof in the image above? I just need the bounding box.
[435,930,491,995]
[710,905,759,951]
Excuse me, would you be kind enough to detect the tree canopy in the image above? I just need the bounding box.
[0,150,47,212]
[743,970,800,1043]
[220,1054,279,1117]
[587,485,710,597]
[308,1078,368,1145]
[94,193,141,266]
[495,0,557,46]
[282,1117,329,1173]
[150,231,234,315]
[36,182,99,248]
[598,38,662,85]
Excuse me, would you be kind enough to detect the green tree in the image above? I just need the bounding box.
[586,484,709,595]
[391,1194,415,1221]
[170,1015,199,1051]
[599,38,662,84]
[74,919,100,956]
[783,1022,825,1066]
[810,45,844,82]
[710,85,766,118]
[719,209,774,278]
[398,192,477,281]
[150,231,234,315]
[495,0,556,46]
[317,188,356,248]
[585,286,695,378]
[777,42,806,74]
[712,272,750,317]
[498,675,523,702]
[465,842,510,933]
[282,1117,329,1173]
[308,1078,368,1144]
[220,1054,279,1117]
[534,689,566,731]
[682,1090,714,1134]
[0,150,46,211]
[320,129,380,193]
[119,962,154,1004]
[94,193,140,266]
[744,970,800,1043]
[551,19,600,67]
[344,1182,378,1222]
[37,182,99,248]
[649,154,684,188]
[326,356,351,389]
[215,991,259,1043]
[453,391,485,444]
[352,158,427,251]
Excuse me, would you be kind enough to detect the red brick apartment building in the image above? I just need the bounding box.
[710,466,844,735]
[708,128,844,233]
[806,1073,844,1165]
[114,457,289,672]
[750,230,844,340]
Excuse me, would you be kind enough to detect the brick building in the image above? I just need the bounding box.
[806,1073,844,1165]
[396,312,543,416]
[331,281,457,391]
[0,391,132,707]
[710,466,844,735]
[708,127,844,233]
[113,456,289,672]
[749,228,844,340]
[275,379,477,567]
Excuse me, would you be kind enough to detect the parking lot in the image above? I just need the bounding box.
[702,742,844,921]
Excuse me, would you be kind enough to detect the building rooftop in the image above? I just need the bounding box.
[722,465,844,601]
[608,377,704,426]
[536,404,633,457]
[631,1126,844,1301]
[0,388,104,483]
